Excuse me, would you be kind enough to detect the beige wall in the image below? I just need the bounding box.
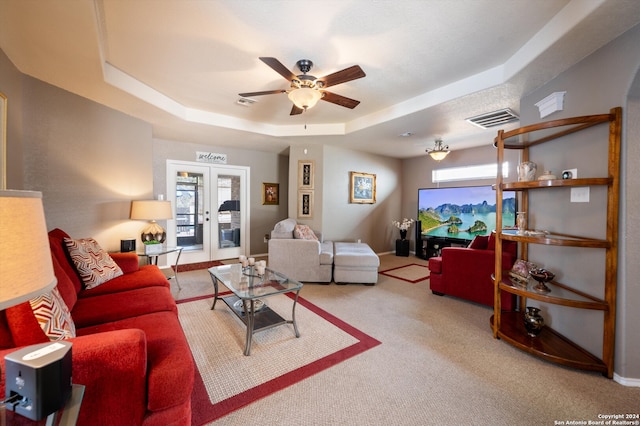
[519,23,640,382]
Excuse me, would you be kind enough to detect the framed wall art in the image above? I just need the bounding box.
[298,160,314,189]
[262,182,279,205]
[349,171,376,204]
[297,190,314,219]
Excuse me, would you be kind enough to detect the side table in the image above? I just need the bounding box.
[138,247,183,290]
[395,239,409,257]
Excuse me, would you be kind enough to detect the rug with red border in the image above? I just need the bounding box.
[379,263,430,283]
[177,292,381,425]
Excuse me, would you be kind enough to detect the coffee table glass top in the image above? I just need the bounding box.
[209,264,302,299]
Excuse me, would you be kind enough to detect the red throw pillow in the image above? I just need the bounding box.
[468,235,488,250]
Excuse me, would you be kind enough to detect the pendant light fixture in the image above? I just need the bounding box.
[426,138,450,161]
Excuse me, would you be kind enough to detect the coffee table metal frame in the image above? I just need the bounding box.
[137,246,183,289]
[208,264,303,356]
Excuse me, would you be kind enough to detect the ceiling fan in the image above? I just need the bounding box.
[239,57,366,115]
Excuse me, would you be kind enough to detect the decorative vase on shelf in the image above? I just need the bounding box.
[516,212,526,235]
[400,230,407,240]
[517,161,537,182]
[523,306,545,337]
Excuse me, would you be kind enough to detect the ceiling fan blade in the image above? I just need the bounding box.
[321,91,361,109]
[317,65,366,88]
[238,89,285,97]
[290,104,304,115]
[259,57,298,81]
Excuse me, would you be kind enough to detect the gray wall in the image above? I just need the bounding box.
[518,24,640,382]
[402,144,520,251]
[152,138,288,256]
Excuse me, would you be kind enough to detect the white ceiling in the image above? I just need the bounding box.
[1,0,640,158]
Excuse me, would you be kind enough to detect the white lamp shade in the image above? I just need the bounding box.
[130,200,173,220]
[0,190,57,310]
[288,87,323,110]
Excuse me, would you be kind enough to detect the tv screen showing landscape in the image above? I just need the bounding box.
[418,185,516,240]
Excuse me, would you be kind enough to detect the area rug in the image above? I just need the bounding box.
[379,263,430,283]
[174,260,224,272]
[178,293,381,425]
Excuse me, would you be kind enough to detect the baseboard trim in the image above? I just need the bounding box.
[614,373,640,387]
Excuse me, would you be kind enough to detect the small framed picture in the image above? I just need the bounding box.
[297,190,314,219]
[262,183,279,205]
[349,171,376,204]
[298,160,314,189]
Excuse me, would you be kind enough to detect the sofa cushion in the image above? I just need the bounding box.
[5,302,48,346]
[319,241,334,265]
[468,235,489,250]
[48,228,84,293]
[487,232,496,251]
[51,254,78,310]
[71,286,177,328]
[29,287,76,340]
[78,264,170,298]
[76,311,195,412]
[428,256,442,274]
[64,237,123,289]
[7,288,77,346]
[271,218,297,239]
[294,224,318,240]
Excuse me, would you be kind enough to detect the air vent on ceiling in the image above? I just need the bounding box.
[236,97,257,107]
[465,108,519,129]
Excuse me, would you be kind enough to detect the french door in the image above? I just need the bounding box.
[166,160,249,264]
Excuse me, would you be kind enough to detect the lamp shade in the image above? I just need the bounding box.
[288,87,323,110]
[130,200,173,220]
[0,190,57,310]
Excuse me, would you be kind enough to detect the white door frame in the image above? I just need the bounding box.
[165,160,250,265]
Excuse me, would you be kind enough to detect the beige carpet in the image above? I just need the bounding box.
[379,263,430,283]
[169,255,640,425]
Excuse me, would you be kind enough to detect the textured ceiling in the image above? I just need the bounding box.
[1,0,640,158]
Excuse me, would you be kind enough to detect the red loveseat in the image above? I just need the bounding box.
[0,229,194,425]
[428,233,517,310]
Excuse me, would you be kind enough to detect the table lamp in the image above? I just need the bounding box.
[130,200,173,243]
[0,190,72,420]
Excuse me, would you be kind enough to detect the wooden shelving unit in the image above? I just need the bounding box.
[492,107,621,378]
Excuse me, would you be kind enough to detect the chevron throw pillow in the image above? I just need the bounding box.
[64,237,123,289]
[29,287,76,340]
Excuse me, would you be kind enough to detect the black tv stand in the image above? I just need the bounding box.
[416,236,470,259]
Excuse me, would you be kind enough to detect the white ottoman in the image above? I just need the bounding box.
[333,242,380,285]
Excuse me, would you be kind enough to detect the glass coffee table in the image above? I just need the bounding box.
[208,264,303,356]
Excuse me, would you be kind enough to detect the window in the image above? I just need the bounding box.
[432,162,509,183]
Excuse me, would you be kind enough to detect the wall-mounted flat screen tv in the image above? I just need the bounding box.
[418,185,516,241]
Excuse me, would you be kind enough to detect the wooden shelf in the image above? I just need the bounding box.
[501,177,611,190]
[496,274,608,310]
[499,229,609,248]
[492,107,621,379]
[491,313,607,374]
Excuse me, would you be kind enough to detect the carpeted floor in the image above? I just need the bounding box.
[177,290,380,424]
[379,263,430,283]
[168,254,640,426]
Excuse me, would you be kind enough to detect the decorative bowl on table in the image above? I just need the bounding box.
[529,268,555,293]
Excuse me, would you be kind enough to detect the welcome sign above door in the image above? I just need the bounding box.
[196,152,227,164]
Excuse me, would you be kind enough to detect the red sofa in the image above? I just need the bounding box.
[428,233,517,310]
[0,229,194,425]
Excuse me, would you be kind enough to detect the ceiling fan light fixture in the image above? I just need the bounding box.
[288,87,323,110]
[426,138,450,161]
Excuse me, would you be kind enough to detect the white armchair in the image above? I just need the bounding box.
[267,219,333,283]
